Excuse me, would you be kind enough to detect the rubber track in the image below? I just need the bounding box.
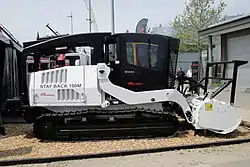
[1,138,250,166]
[33,107,179,141]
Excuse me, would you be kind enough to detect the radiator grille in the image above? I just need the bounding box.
[57,89,81,101]
[41,69,67,84]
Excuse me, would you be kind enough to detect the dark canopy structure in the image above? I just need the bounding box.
[23,32,111,65]
[23,34,69,48]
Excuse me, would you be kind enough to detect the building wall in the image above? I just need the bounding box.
[177,52,200,72]
[226,28,250,92]
[213,36,221,62]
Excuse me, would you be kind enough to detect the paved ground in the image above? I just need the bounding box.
[213,89,250,121]
[214,89,250,110]
[8,142,250,167]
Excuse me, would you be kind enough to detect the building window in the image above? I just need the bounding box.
[126,42,158,69]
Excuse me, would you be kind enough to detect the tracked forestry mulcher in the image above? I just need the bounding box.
[5,32,248,140]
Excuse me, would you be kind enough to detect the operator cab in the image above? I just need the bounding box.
[104,33,180,92]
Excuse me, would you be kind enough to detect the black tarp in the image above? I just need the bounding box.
[0,32,23,110]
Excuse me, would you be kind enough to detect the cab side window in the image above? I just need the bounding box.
[126,43,134,65]
[126,42,158,69]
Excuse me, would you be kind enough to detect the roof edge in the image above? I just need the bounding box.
[199,14,250,36]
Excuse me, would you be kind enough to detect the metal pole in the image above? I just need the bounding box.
[208,35,213,87]
[71,12,73,34]
[111,0,115,34]
[68,12,73,34]
[110,0,116,59]
[89,0,92,33]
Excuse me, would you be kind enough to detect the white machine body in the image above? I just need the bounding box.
[28,63,242,135]
[64,52,91,66]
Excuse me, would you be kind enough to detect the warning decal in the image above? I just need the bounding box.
[40,84,82,89]
[205,103,213,112]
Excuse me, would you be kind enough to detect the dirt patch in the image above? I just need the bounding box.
[0,124,250,161]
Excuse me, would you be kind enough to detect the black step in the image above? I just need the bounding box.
[0,126,6,135]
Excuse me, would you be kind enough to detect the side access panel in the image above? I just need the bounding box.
[29,66,102,106]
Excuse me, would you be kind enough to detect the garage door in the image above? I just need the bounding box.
[227,34,250,92]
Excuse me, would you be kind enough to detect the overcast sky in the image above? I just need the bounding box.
[1,0,249,42]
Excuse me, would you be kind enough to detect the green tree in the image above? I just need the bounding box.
[171,0,227,52]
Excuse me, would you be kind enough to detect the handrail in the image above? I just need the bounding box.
[183,60,248,104]
[204,60,248,105]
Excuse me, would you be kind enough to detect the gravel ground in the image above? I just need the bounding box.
[1,124,250,161]
[4,139,250,167]
[45,142,250,167]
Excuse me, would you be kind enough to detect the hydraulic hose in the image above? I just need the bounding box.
[0,137,250,166]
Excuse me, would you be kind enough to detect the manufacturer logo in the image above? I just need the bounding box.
[40,93,55,97]
[127,82,143,86]
[124,71,135,74]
